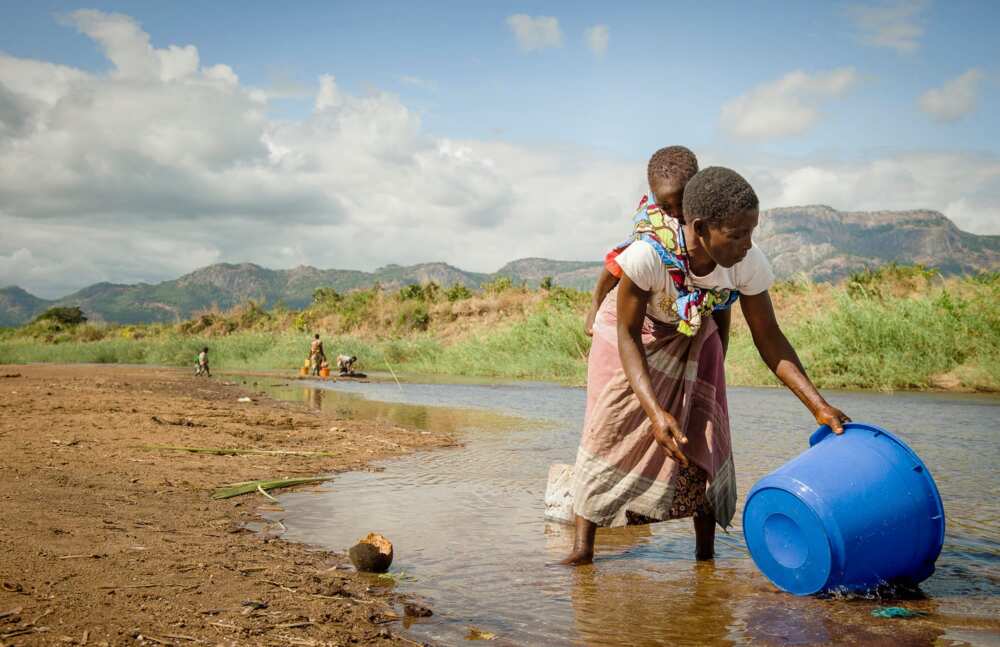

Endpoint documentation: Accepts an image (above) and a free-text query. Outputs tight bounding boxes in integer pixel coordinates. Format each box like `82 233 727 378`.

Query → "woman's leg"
693 511 716 560
559 515 598 565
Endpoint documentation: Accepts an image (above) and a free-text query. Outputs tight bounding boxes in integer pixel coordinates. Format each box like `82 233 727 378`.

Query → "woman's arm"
585 267 620 336
740 291 850 434
617 276 689 465
712 308 731 357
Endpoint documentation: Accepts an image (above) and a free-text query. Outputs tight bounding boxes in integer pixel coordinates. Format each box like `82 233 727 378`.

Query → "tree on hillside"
33 306 87 326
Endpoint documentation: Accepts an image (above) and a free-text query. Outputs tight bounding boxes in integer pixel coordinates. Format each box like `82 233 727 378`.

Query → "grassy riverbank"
1 267 997 391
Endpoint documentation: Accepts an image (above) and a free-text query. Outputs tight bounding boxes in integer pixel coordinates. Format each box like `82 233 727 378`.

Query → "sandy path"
0 365 456 646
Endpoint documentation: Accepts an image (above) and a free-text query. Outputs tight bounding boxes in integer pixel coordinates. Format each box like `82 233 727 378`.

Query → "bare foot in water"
556 549 594 566
550 515 598 566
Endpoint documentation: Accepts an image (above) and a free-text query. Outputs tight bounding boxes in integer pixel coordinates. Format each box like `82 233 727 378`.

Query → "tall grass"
2 270 997 391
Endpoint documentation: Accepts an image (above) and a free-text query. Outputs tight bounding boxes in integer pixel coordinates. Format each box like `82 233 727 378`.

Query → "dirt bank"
0 365 456 646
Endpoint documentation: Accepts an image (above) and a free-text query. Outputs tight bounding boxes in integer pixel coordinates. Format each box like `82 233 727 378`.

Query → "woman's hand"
815 403 851 435
651 409 688 466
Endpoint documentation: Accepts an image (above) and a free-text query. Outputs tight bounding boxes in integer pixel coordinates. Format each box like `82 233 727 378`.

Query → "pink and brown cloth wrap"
568 290 737 529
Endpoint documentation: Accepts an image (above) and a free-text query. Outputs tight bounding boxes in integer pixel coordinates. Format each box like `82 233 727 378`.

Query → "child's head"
202 346 209 353
647 146 699 222
314 333 320 340
681 167 759 268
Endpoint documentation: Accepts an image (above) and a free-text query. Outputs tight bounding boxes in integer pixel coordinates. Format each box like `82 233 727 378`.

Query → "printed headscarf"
606 194 739 336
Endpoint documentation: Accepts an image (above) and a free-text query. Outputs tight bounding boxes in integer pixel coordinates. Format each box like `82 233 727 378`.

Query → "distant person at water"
337 354 357 376
309 334 325 376
561 167 850 566
194 347 210 377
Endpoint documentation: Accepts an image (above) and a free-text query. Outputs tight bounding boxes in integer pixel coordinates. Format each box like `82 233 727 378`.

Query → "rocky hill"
0 286 50 327
2 206 996 326
756 206 999 281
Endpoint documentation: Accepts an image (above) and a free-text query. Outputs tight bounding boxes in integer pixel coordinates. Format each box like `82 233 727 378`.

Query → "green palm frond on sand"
212 476 331 499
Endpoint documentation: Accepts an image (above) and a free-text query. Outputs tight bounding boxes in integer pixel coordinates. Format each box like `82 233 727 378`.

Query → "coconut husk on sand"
349 532 394 572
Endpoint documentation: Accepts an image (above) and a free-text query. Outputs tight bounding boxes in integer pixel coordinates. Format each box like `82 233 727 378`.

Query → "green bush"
395 301 430 331
481 276 513 296
398 284 424 301
312 287 342 306
445 284 472 302
34 306 87 326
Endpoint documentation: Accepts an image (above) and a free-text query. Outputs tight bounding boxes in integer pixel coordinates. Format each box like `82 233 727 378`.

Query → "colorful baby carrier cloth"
605 194 740 336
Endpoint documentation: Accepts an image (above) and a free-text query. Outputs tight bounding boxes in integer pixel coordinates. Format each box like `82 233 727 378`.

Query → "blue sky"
5 1 997 155
1 1 998 296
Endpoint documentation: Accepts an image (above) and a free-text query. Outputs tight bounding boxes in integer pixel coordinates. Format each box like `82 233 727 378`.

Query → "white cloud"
742 151 1000 234
315 74 341 111
506 15 563 52
0 10 642 297
919 68 985 122
585 25 609 58
65 9 201 81
1 10 997 299
720 68 858 139
845 0 928 54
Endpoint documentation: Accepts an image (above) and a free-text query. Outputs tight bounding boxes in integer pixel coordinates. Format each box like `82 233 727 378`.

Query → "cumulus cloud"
585 25 609 58
314 74 342 111
742 151 1000 235
919 68 985 122
720 68 858 139
846 0 928 54
1 10 997 299
506 15 563 52
0 10 642 297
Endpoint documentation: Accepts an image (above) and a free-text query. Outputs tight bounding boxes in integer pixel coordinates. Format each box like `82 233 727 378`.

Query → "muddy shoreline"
0 364 457 646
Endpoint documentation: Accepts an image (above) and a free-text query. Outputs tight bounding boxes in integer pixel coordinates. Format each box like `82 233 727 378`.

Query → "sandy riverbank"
0 364 456 646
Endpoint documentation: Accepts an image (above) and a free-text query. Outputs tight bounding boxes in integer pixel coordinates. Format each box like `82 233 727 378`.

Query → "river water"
254 378 999 646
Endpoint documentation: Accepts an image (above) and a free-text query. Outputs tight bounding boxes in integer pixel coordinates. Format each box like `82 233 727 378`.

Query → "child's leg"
693 511 715 560
558 515 597 565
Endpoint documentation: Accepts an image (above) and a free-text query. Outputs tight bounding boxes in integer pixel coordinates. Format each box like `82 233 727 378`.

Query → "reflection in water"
306 386 323 410
247 378 1000 646
571 563 736 647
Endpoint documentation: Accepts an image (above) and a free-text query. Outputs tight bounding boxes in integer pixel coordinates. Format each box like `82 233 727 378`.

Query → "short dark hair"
646 146 699 190
682 167 759 225
202 346 209 352
314 333 320 339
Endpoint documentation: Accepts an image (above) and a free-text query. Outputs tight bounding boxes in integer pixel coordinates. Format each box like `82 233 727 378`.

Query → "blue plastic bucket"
742 422 945 595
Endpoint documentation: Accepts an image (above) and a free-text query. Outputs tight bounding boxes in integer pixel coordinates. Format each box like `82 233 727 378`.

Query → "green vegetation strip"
212 476 332 499
144 445 337 457
2 266 997 392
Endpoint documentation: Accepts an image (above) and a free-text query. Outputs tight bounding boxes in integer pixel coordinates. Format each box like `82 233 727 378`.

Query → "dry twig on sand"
145 445 336 458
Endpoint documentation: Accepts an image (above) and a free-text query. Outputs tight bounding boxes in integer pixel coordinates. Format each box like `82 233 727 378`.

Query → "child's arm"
711 308 731 357
740 291 850 434
585 267 620 336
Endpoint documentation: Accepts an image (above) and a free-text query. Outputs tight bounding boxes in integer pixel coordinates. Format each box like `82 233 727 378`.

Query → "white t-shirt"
615 239 774 324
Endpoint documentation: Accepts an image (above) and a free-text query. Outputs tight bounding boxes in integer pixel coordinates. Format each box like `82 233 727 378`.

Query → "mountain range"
2 206 997 326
